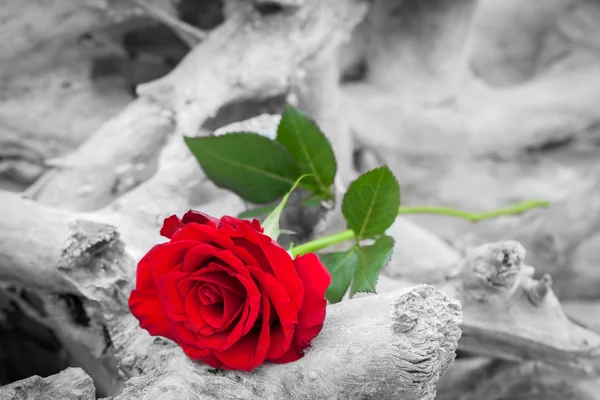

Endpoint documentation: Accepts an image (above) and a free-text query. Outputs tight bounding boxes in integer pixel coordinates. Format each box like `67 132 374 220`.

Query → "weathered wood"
436 359 599 400
24 0 367 212
108 285 461 400
292 42 356 184
377 240 600 378
337 0 600 303
0 190 461 399
0 367 96 400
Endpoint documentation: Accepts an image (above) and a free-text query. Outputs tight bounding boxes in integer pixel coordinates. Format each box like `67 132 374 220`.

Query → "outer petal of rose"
236 224 304 314
248 219 264 233
211 226 262 267
246 265 297 359
219 216 264 233
214 287 271 372
135 251 157 293
148 240 197 287
160 215 183 239
292 253 330 348
182 244 219 272
217 216 241 229
129 289 175 340
269 254 330 364
181 210 219 227
193 222 269 272
157 271 191 323
170 224 240 256
268 342 303 364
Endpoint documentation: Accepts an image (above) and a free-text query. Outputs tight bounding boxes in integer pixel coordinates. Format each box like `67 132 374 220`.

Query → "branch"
112 286 460 400
436 359 599 400
26 97 175 211
0 190 461 399
137 0 368 137
131 0 206 46
362 0 479 97
26 0 367 212
380 240 600 378
453 175 600 299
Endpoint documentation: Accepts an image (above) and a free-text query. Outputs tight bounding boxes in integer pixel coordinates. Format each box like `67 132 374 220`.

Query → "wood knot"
526 274 553 306
466 240 525 289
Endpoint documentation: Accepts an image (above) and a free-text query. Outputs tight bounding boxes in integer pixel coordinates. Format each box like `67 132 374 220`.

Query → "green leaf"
342 165 400 240
184 133 301 204
319 248 360 304
262 174 312 241
350 235 395 297
276 106 337 197
237 204 277 219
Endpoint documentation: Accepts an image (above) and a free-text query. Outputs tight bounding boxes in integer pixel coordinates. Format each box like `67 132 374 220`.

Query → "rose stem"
289 199 550 257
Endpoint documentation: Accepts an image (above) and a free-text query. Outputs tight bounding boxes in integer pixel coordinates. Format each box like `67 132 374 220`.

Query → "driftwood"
0 367 95 400
436 359 600 400
341 0 600 300
19 0 367 212
0 190 461 399
434 298 600 400
377 240 600 379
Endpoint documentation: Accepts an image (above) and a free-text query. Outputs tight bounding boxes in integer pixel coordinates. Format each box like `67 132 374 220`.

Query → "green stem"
396 199 551 222
290 199 550 257
290 229 354 257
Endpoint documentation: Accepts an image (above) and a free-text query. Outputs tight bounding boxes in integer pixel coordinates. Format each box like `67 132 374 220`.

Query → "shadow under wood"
0 286 70 386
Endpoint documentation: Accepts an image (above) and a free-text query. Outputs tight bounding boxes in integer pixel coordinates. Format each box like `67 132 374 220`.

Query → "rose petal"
231 237 274 276
268 342 303 364
235 223 304 314
191 266 245 297
219 287 245 329
219 216 264 233
183 244 219 272
200 253 261 337
292 253 330 349
129 289 174 340
246 265 297 359
173 264 261 352
170 225 245 262
213 287 271 372
183 224 256 265
134 252 157 293
157 271 191 323
217 216 241 229
181 210 219 227
248 219 264 233
148 241 197 287
160 215 183 239
269 254 330 364
184 288 213 332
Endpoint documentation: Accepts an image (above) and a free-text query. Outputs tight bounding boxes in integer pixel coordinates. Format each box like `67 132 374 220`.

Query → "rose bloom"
128 210 331 372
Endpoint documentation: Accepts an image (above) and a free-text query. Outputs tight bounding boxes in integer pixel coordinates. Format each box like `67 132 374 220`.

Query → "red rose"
128 210 331 371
